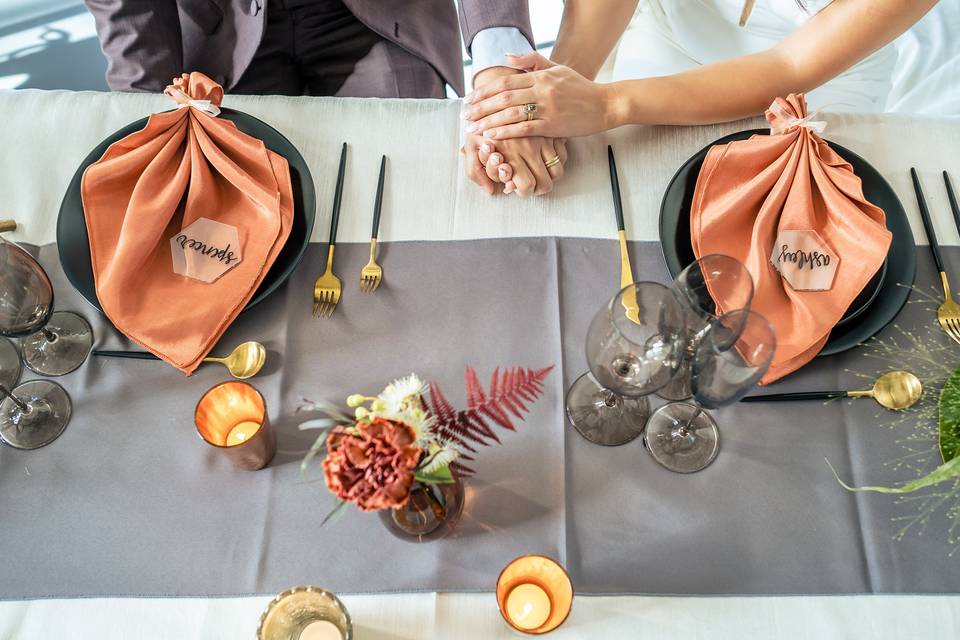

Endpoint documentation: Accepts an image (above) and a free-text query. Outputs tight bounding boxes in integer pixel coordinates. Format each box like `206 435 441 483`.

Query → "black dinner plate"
57 107 315 314
659 128 915 357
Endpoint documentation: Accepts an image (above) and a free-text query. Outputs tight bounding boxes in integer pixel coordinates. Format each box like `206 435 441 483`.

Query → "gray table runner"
1 239 957 599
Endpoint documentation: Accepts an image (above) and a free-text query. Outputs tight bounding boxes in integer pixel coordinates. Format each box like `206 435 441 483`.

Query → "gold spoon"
92 341 267 379
741 370 923 411
202 341 267 379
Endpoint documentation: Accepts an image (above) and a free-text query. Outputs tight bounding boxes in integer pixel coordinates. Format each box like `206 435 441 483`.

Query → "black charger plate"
659 128 915 356
57 107 315 314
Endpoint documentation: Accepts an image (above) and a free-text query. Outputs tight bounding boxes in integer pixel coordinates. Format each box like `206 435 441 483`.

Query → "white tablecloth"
0 89 959 639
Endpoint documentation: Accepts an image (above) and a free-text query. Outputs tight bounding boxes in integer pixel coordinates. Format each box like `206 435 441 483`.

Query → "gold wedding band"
522 103 538 121
544 154 561 169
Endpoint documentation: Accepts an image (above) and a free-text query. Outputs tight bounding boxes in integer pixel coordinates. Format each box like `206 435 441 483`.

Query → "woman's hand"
462 52 624 141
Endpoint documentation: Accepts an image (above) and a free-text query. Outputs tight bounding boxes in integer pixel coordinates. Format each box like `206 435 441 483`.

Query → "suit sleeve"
84 0 183 92
457 0 534 57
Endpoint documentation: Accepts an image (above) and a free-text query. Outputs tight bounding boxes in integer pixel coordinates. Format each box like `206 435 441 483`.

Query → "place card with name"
170 217 242 283
770 229 839 291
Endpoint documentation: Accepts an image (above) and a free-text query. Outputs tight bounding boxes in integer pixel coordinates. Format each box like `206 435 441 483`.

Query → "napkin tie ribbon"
767 98 826 136
165 87 221 117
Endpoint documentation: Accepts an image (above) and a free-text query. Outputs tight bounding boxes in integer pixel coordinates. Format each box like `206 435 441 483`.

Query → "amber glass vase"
379 476 465 542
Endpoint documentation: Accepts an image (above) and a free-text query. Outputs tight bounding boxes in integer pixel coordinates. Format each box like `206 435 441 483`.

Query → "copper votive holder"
496 555 573 635
257 586 353 640
195 381 275 470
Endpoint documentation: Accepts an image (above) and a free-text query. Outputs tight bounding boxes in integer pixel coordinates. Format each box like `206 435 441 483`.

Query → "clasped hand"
461 52 616 196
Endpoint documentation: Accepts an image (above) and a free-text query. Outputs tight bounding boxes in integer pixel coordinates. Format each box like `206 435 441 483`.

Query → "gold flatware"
0 220 16 233
741 370 923 411
360 155 385 293
911 168 960 345
607 146 639 324
203 341 267 379
92 341 267 379
314 142 347 318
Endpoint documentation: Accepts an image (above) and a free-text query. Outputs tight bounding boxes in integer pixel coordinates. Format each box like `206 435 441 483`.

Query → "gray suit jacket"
84 0 532 96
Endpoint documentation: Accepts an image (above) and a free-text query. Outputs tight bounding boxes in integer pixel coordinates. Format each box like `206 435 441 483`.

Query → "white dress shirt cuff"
469 27 534 83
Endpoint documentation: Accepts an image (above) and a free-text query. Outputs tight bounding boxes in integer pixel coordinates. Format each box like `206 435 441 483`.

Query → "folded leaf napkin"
690 94 891 384
81 72 293 374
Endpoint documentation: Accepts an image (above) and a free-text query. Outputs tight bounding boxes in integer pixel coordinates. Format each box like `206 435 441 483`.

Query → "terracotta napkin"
81 72 293 374
690 94 891 384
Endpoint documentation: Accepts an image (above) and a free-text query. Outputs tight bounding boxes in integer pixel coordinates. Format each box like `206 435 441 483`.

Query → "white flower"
419 441 461 474
379 373 425 413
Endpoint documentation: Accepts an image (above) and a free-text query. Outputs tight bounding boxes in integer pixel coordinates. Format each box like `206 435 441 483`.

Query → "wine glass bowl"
658 253 755 401
691 310 777 409
567 282 687 446
0 238 53 337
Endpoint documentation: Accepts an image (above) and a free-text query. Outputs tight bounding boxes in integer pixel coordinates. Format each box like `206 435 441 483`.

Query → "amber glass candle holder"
496 555 573 634
195 381 275 470
257 586 352 640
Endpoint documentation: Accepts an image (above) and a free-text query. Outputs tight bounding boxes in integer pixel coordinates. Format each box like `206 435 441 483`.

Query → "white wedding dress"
611 0 959 115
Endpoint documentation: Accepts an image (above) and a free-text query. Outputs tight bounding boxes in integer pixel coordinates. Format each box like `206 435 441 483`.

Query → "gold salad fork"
911 167 960 344
360 155 386 293
313 142 347 318
607 146 640 323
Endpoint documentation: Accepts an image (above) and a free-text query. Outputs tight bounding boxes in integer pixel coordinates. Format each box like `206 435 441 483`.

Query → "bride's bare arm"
622 0 938 125
463 0 938 138
550 0 639 80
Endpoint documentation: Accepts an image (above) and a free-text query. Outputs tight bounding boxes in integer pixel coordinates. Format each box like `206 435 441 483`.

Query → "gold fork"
911 168 960 344
0 220 16 233
608 146 640 323
313 143 347 319
361 155 386 293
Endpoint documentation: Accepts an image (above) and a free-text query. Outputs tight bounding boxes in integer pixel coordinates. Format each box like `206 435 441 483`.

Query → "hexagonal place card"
170 217 242 284
770 229 839 291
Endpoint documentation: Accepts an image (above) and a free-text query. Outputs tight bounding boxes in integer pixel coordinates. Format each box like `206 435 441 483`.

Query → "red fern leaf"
465 366 486 409
428 365 554 478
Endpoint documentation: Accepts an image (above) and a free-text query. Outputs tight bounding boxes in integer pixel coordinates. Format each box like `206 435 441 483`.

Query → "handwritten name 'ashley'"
777 244 831 270
175 234 240 266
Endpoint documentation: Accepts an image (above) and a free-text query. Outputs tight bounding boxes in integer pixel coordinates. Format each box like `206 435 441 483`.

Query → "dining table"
0 87 959 639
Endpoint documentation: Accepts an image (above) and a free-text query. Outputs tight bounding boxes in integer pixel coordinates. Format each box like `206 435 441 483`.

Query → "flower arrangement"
300 366 553 523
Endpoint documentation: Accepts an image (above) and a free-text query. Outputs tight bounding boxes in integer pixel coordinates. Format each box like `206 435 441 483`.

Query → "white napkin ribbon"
768 99 826 136
167 87 221 117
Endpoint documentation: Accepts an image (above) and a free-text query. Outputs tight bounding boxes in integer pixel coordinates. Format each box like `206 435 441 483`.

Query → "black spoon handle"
911 167 945 274
608 145 625 232
740 391 848 402
93 350 160 360
329 142 348 246
371 155 386 239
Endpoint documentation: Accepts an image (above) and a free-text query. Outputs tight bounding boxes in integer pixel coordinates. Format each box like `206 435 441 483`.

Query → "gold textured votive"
195 381 275 470
257 586 352 640
496 555 573 634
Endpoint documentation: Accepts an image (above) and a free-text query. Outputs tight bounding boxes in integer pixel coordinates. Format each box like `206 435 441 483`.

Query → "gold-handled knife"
607 145 640 324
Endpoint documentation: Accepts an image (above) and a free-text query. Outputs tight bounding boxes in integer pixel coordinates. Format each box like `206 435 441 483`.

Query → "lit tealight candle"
226 420 261 446
505 582 552 631
298 620 343 640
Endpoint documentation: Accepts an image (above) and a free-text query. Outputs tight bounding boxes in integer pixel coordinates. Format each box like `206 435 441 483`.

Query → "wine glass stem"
43 328 58 343
602 389 618 408
0 383 29 413
676 407 702 438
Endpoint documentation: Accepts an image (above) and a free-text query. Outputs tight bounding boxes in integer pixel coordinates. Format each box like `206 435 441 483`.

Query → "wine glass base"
644 402 719 473
0 337 22 390
21 311 93 377
565 372 650 446
0 379 72 450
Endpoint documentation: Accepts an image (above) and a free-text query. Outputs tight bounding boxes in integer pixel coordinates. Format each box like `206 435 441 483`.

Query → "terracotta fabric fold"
690 94 891 384
81 72 293 374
